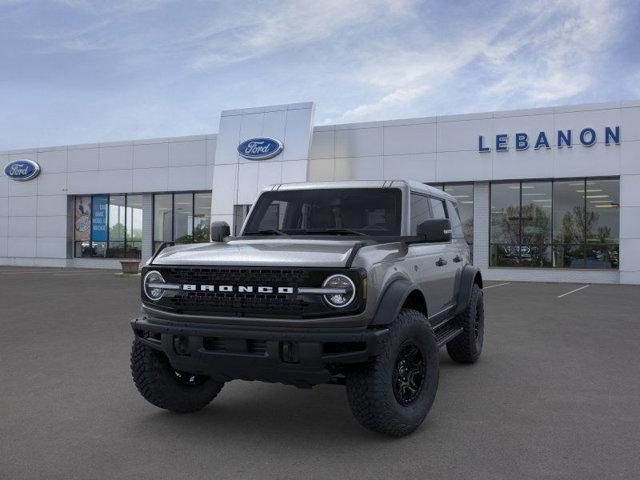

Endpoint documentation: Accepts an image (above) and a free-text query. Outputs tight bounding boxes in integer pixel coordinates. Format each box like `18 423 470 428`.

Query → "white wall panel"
99 144 133 170
257 161 282 191
37 173 67 195
36 237 67 258
383 123 436 155
620 140 640 175
132 167 169 192
620 174 640 206
97 169 133 193
37 195 67 217
8 217 36 237
167 166 208 191
37 149 67 173
169 140 206 167
554 108 622 144
309 130 334 160
282 106 315 162
67 171 102 195
7 237 36 257
335 156 383 181
211 164 237 215
620 107 640 142
8 196 37 216
491 145 554 180
37 215 67 237
308 159 335 182
262 110 286 143
214 114 242 165
438 118 494 152
281 160 308 183
553 142 620 178
68 147 99 172
437 151 492 182
134 142 169 169
237 162 259 204
383 153 436 182
334 127 382 158
8 178 37 196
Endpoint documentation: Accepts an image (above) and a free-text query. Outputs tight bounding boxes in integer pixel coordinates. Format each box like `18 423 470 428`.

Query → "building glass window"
108 194 126 258
126 194 143 258
173 193 193 243
442 183 474 259
491 178 619 269
490 182 521 266
152 191 212 251
194 192 212 242
153 194 172 252
73 193 142 259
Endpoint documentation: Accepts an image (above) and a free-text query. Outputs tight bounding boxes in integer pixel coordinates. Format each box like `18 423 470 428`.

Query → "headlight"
322 274 356 308
143 270 166 301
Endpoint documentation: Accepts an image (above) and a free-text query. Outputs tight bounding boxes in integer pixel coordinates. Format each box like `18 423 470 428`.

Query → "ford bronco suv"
131 180 484 436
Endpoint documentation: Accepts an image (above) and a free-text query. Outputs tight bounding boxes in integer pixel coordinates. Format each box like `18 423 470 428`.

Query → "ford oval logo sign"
237 137 283 160
4 159 41 181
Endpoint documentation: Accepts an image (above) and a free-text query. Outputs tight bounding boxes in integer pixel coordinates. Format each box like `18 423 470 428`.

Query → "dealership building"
1 100 639 284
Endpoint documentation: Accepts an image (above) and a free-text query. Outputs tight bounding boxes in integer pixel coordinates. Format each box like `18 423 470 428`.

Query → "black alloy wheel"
392 341 426 406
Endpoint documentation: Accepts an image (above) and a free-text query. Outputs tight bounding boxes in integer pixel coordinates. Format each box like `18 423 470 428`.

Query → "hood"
150 238 362 267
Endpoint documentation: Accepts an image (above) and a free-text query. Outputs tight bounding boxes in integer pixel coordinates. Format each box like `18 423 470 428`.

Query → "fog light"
322 274 356 308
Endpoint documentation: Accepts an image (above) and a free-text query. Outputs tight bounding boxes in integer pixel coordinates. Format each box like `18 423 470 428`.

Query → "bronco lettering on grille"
181 284 295 294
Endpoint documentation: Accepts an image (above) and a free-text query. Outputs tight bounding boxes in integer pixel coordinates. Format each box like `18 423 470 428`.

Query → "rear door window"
410 193 432 234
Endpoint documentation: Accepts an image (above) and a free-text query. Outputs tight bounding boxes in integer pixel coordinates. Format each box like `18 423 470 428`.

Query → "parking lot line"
557 284 590 298
483 282 511 290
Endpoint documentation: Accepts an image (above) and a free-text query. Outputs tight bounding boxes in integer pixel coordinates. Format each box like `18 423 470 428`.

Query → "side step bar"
434 325 463 348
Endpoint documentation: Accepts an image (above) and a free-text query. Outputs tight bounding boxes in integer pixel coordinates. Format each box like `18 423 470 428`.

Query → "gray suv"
131 180 484 436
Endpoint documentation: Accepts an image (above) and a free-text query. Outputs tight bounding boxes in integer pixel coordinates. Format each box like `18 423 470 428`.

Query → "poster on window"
91 195 108 242
74 196 91 241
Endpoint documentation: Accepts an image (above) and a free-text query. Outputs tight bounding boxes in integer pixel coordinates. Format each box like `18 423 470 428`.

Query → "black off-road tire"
131 339 224 413
446 283 484 364
345 309 439 437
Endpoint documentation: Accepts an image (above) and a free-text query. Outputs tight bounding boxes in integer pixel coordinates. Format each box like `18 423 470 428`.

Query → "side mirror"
210 221 230 242
417 219 452 243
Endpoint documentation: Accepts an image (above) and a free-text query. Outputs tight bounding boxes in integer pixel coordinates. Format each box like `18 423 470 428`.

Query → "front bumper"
131 316 389 387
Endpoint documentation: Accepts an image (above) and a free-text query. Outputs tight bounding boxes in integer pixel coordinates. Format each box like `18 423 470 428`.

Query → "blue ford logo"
4 159 41 181
237 137 283 160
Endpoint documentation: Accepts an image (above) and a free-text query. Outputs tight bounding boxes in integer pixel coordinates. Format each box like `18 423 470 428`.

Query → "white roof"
264 179 455 202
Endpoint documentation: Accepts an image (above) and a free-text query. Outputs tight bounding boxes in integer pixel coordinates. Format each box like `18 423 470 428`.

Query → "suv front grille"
145 266 364 319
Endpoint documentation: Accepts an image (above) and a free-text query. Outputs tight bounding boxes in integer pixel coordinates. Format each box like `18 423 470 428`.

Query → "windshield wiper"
302 228 367 236
244 229 289 236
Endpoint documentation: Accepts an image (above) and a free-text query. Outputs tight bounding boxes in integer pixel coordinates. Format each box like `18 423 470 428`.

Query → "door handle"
453 255 462 263
436 258 447 267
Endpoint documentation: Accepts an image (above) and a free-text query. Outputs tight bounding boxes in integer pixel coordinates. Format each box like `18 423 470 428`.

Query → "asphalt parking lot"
1 268 639 480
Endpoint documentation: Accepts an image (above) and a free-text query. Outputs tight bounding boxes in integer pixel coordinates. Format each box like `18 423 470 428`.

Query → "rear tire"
447 283 484 363
345 309 439 436
131 339 224 413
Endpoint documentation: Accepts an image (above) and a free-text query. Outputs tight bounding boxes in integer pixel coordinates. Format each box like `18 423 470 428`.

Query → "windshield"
243 188 402 236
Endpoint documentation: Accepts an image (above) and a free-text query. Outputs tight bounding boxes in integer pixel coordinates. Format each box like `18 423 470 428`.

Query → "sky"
1 0 639 150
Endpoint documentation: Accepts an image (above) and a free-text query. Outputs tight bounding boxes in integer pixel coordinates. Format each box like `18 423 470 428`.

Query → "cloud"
334 0 627 122
191 0 415 70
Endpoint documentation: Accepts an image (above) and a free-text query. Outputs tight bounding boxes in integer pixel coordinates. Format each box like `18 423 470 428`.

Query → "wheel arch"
455 265 482 315
370 278 428 326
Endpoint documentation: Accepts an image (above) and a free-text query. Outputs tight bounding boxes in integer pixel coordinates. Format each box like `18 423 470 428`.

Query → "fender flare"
455 265 483 315
370 278 423 326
